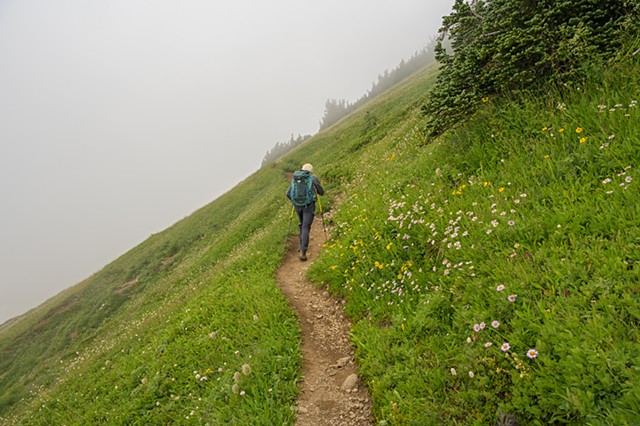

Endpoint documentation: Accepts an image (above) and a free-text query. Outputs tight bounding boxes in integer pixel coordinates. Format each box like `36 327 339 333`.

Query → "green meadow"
2 19 640 426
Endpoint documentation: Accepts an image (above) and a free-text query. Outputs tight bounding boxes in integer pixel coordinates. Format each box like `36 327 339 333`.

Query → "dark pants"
295 203 315 253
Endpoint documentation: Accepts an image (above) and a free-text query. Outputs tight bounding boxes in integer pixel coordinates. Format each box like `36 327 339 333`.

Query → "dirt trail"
276 217 373 425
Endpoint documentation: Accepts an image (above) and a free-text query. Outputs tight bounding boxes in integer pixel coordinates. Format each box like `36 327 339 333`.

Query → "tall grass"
0 168 305 424
2 49 638 424
309 55 640 424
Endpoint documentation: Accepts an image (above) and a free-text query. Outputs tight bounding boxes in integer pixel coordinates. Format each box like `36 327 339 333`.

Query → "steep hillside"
0 63 441 424
309 53 640 423
2 29 639 425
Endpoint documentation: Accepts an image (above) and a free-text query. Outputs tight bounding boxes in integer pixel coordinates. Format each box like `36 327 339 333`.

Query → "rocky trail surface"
276 219 373 425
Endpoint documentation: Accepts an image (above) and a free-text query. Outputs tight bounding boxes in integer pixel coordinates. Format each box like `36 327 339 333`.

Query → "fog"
0 0 452 324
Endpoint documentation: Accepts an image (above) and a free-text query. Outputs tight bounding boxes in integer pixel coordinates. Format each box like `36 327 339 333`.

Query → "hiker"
286 163 325 261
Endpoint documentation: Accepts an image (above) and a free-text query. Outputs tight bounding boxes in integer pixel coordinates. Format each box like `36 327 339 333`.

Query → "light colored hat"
302 163 313 172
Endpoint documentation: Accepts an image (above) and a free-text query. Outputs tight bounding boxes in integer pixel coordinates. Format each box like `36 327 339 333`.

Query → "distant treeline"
261 134 312 167
261 38 440 167
319 40 438 131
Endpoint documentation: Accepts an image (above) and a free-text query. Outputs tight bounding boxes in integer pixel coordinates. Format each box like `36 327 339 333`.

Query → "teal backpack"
289 170 314 207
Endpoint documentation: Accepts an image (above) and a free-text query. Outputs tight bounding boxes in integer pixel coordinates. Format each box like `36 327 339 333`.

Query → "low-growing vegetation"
310 54 640 423
2 2 639 423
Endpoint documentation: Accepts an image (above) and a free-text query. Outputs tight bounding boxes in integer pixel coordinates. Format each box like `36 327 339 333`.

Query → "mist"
0 0 453 324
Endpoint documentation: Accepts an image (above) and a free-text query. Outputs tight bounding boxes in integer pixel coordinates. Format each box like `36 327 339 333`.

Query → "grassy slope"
309 53 640 424
1 48 639 424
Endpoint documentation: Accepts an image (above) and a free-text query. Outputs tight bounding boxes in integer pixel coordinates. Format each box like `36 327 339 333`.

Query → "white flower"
450 368 457 376
469 371 475 378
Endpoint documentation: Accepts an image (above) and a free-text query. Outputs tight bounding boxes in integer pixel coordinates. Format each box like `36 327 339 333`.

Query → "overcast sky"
0 0 452 324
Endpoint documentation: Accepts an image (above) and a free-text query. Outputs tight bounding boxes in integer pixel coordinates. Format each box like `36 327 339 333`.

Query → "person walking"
286 163 325 261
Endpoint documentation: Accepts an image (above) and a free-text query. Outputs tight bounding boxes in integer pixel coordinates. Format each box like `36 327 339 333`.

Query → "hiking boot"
299 251 307 261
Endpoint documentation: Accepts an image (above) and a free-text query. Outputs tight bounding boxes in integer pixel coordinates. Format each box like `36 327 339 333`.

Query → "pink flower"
508 294 517 302
496 285 505 292
491 320 500 328
484 342 493 348
527 349 538 359
479 322 486 330
473 323 481 332
501 342 511 352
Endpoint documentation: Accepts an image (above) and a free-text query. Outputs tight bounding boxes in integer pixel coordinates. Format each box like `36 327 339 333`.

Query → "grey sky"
0 0 452 323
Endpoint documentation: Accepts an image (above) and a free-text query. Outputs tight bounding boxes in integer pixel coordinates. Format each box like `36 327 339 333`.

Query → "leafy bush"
423 0 640 136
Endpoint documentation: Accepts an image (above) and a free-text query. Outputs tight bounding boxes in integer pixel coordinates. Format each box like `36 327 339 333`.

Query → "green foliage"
310 52 640 423
424 0 640 136
2 16 640 424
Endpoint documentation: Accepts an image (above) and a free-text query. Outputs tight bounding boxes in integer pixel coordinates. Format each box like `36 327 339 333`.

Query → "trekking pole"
285 205 294 250
317 196 328 241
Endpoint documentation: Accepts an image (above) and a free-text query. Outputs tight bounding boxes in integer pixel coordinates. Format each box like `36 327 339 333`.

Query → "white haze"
0 0 453 323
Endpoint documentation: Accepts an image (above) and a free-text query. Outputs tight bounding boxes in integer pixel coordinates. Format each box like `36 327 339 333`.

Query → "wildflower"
603 178 612 184
575 127 583 133
486 229 493 235
579 137 588 144
209 331 217 339
484 342 493 348
492 320 500 328
625 176 633 183
508 220 515 226
608 134 616 140
526 349 539 359
508 294 517 302
242 364 252 376
240 391 246 396
469 371 475 378
558 128 565 133
479 322 486 330
501 343 511 352
496 284 505 292
450 367 457 376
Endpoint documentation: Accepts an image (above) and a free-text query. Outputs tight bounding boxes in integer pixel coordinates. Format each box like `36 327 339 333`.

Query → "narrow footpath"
276 218 373 425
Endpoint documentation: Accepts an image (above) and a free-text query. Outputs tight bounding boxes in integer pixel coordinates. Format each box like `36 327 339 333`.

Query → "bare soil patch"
276 218 372 425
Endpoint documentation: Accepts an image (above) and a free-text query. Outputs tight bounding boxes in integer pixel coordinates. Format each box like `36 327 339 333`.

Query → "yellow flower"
544 155 551 159
499 187 505 192
542 127 548 131
579 137 588 144
575 127 583 133
481 97 489 103
558 128 565 133
386 242 392 250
